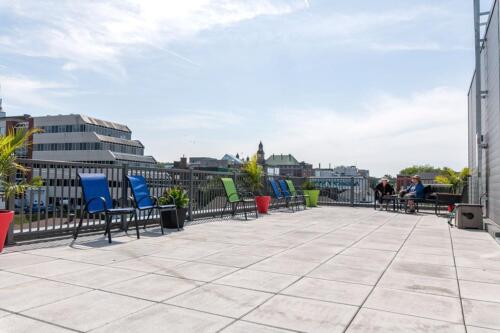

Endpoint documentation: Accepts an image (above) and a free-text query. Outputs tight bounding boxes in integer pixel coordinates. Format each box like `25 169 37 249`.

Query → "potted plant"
242 155 270 214
158 186 189 229
0 128 42 252
302 180 320 207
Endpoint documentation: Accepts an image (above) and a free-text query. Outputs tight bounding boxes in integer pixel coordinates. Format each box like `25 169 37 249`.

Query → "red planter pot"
255 196 271 214
0 210 14 253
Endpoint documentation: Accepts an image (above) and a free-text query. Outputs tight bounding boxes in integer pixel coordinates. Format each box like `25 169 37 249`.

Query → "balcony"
1 206 499 332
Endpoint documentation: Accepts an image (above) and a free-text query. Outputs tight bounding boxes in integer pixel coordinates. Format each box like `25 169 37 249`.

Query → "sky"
0 0 484 176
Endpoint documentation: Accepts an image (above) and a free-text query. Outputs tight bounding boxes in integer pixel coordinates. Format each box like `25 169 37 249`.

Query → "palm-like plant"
158 187 189 209
242 154 263 195
0 128 42 199
435 167 470 193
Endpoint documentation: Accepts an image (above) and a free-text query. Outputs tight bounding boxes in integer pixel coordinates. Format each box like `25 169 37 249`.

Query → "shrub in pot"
242 155 270 214
0 129 42 252
158 187 189 229
302 180 320 207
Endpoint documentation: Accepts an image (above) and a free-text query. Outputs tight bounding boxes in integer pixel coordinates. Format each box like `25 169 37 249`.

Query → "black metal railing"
310 177 374 206
6 159 375 242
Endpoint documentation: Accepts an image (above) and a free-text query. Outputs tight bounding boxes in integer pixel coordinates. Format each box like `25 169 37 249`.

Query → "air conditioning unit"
454 204 483 229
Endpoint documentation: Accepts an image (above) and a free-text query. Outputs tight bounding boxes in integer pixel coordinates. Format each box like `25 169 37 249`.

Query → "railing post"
121 163 129 229
350 177 355 207
188 168 193 221
5 172 16 245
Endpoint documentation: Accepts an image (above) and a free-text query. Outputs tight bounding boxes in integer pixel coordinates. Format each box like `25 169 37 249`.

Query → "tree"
383 174 395 182
399 165 442 176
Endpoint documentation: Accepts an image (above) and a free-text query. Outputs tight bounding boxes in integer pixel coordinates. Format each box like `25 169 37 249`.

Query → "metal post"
121 163 128 229
350 177 355 207
188 168 193 221
473 0 483 204
5 172 16 245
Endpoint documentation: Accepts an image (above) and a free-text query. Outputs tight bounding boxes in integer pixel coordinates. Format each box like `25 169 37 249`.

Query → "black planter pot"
160 208 187 229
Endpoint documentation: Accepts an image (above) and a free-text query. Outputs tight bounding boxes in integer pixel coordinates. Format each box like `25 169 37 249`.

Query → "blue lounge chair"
74 173 139 243
279 179 301 211
127 175 179 232
269 178 289 210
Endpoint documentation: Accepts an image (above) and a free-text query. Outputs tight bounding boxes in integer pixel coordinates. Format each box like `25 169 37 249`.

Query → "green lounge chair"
285 180 308 210
220 177 258 220
277 179 299 211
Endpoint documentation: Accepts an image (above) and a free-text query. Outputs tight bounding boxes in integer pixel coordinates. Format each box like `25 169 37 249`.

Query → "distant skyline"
0 1 484 176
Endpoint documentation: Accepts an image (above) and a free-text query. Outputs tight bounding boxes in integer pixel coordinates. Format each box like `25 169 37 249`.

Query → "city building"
0 112 34 158
314 166 370 178
221 154 244 168
357 169 370 178
266 153 313 177
189 157 229 171
1 113 157 167
332 165 358 177
314 168 335 178
172 154 244 171
173 157 189 169
468 0 500 225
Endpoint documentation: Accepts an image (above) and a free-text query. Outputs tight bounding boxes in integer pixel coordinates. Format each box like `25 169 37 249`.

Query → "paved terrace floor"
1 207 500 332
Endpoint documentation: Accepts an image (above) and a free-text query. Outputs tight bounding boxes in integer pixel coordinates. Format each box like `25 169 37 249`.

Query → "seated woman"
375 177 395 210
400 175 424 213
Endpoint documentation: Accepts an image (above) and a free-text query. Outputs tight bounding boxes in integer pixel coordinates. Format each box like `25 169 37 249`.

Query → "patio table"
375 194 398 211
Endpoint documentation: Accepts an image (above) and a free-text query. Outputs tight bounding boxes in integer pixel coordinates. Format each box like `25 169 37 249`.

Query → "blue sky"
0 0 482 176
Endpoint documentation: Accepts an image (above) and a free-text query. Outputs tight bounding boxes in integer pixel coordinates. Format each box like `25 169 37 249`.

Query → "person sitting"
399 175 424 213
375 177 395 210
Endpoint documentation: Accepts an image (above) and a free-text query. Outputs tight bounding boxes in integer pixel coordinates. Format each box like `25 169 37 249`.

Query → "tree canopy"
399 165 442 176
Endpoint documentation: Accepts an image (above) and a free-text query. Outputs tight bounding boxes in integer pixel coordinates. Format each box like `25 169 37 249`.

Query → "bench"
399 184 464 215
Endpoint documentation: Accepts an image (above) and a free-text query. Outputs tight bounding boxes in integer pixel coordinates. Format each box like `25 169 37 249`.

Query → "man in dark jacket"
375 177 395 210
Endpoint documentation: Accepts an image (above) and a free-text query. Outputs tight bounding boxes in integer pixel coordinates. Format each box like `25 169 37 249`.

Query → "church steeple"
257 141 265 165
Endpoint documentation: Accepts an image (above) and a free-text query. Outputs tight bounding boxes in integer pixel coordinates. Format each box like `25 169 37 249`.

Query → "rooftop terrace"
1 206 500 332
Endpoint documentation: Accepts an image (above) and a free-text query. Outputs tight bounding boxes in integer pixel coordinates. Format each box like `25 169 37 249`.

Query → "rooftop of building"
33 114 131 133
2 206 497 332
221 154 244 165
266 153 300 166
95 134 143 147
111 151 156 164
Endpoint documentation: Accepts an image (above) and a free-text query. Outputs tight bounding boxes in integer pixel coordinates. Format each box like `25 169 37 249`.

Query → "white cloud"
0 0 306 77
135 87 468 176
0 75 71 110
264 87 467 176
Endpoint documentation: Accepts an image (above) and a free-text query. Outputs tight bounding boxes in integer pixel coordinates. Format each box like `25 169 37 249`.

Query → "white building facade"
469 0 500 224
31 114 156 167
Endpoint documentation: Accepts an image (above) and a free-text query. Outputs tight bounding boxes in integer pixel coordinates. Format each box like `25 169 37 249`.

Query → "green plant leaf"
159 186 189 208
242 154 263 195
0 128 43 199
